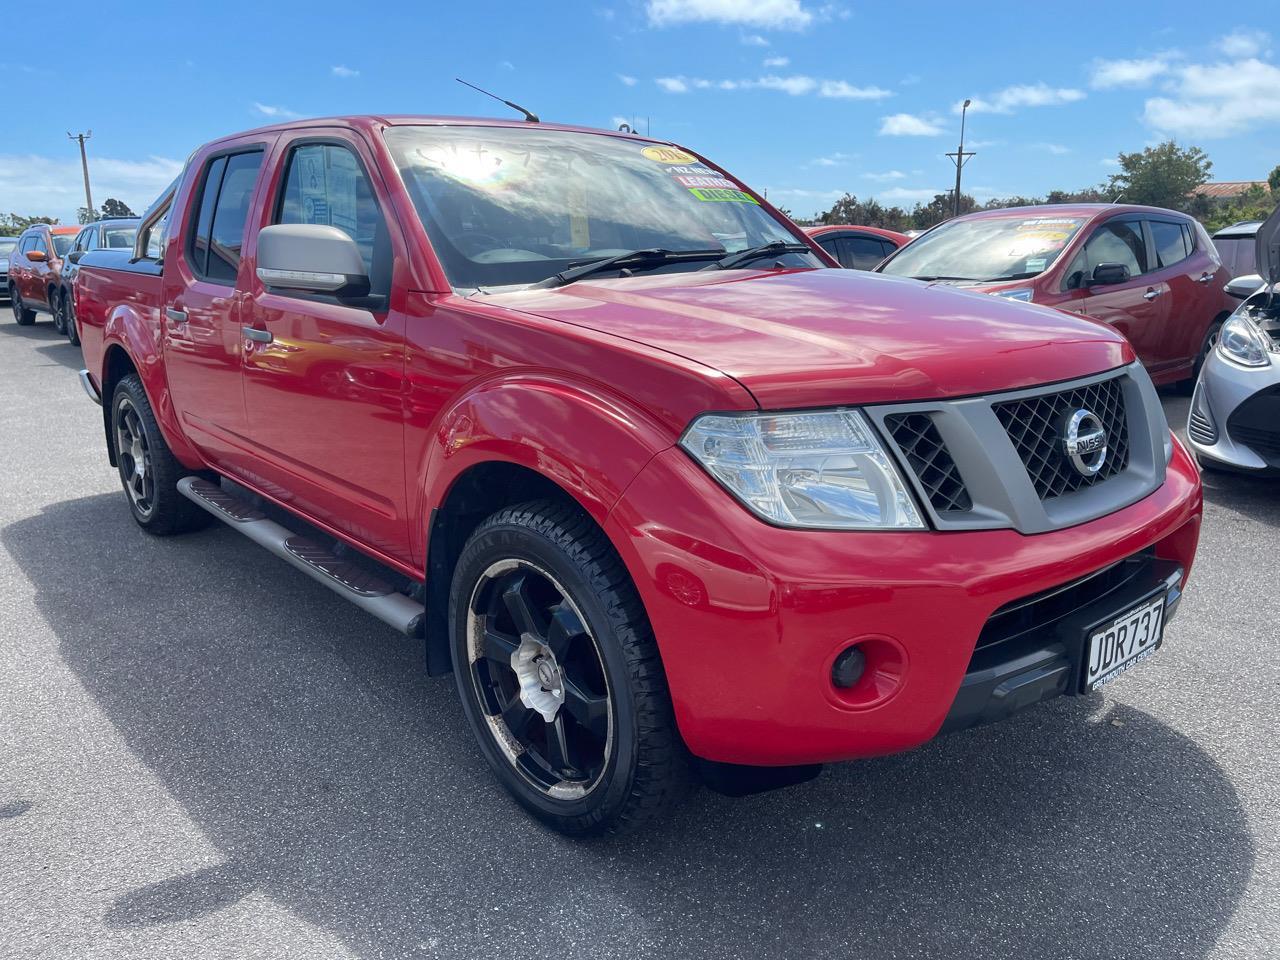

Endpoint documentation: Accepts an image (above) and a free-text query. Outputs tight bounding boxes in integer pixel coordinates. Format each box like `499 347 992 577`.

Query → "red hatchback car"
805 224 908 270
878 205 1234 385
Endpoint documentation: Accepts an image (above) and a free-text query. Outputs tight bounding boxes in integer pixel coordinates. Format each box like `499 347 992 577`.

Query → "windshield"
102 226 138 249
881 215 1086 282
384 125 811 289
52 235 75 257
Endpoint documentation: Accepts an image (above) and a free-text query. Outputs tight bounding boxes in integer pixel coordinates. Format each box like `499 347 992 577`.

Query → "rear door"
162 141 271 471
1146 217 1219 373
1079 216 1171 375
239 131 411 560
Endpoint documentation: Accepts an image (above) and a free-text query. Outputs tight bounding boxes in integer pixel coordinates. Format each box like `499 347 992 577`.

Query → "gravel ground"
1 318 1276 960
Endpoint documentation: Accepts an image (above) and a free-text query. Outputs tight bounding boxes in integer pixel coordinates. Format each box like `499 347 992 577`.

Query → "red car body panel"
879 204 1233 386
805 224 911 246
74 117 1203 768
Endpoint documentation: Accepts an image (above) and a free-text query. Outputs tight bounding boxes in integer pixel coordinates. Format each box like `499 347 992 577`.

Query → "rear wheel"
449 500 688 836
10 287 35 325
111 374 211 535
62 290 80 346
51 289 66 334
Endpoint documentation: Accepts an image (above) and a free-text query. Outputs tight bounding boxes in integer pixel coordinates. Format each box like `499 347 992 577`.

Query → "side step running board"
177 477 425 637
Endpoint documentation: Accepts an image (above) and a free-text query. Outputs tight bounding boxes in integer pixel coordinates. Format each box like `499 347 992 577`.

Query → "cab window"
187 149 264 284
1150 220 1191 269
1084 220 1147 278
274 142 392 298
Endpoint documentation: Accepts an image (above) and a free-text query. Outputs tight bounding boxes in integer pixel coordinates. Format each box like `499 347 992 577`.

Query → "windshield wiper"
530 248 723 289
979 271 1039 283
702 240 813 271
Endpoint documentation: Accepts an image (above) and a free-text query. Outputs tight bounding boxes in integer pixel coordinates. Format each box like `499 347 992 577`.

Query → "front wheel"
111 374 211 535
1193 321 1223 380
51 290 66 334
62 291 80 346
11 287 35 325
449 500 688 836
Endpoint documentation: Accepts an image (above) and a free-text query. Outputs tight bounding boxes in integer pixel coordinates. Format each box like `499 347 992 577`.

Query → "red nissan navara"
74 116 1202 835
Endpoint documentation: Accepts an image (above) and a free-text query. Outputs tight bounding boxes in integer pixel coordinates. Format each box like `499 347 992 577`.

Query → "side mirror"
1090 262 1130 286
68 250 84 264
256 224 369 297
27 250 47 263
1225 274 1265 300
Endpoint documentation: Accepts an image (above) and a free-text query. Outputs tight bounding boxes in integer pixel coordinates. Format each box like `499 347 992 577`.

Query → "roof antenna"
455 78 539 123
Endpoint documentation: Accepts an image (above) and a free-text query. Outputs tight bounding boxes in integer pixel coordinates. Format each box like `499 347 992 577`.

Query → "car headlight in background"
680 409 925 529
1218 315 1271 368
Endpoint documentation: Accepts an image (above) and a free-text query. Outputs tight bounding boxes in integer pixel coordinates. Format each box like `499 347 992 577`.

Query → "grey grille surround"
864 362 1170 535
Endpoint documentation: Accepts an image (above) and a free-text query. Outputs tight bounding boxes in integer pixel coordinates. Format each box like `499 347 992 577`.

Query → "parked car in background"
55 218 139 344
75 116 1201 835
1188 204 1280 473
878 204 1234 384
0 236 16 302
1211 220 1261 282
6 224 80 326
804 224 909 270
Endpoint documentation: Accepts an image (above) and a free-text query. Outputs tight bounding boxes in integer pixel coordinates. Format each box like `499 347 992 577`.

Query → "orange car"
7 223 80 326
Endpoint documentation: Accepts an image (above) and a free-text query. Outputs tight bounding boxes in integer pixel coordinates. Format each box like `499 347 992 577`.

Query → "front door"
240 132 410 563
162 145 270 472
1079 216 1170 374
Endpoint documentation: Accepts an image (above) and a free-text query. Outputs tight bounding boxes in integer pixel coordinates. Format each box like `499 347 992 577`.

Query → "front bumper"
1188 349 1280 472
605 436 1202 766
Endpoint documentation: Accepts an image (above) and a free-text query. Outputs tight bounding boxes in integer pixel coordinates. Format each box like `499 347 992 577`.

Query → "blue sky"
3 0 1278 223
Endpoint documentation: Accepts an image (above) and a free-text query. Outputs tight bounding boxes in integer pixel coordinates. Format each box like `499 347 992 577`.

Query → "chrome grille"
885 412 972 513
993 376 1129 500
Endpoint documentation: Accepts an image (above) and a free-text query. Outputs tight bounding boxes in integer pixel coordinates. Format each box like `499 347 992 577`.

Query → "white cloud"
741 33 770 46
655 73 889 99
863 170 907 181
810 151 857 167
618 73 638 86
656 76 689 93
1089 56 1170 89
1101 156 1121 167
961 84 1085 114
646 0 813 30
1215 29 1269 58
818 79 892 100
763 56 789 67
331 64 359 78
499 60 515 71
880 186 944 202
0 153 183 223
878 113 945 136
252 102 302 119
1031 142 1071 155
1143 57 1280 137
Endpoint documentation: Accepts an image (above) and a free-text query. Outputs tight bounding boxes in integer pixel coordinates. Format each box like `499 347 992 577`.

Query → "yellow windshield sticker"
642 145 697 164
688 187 759 204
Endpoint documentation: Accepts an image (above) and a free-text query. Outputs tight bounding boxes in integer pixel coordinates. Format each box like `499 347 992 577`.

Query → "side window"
18 236 34 254
32 233 50 256
187 150 264 285
1150 220 1190 269
275 142 391 297
1085 220 1146 278
838 235 890 270
817 237 841 264
1061 246 1089 290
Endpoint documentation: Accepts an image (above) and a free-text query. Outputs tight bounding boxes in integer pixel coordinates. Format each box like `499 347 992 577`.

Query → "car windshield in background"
52 236 75 256
881 215 1086 283
0 238 16 254
383 125 811 289
102 226 138 249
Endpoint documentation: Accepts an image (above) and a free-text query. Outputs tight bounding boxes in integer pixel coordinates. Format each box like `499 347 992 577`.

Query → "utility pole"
68 130 95 219
945 100 975 219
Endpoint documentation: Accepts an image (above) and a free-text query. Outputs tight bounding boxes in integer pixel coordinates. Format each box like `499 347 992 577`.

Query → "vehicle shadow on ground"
0 320 82 370
3 494 1255 960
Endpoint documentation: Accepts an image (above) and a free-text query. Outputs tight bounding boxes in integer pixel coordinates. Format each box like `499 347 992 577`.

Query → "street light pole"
945 100 975 219
68 130 94 219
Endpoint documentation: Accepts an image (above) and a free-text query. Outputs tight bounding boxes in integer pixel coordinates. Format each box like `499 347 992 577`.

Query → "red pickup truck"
75 116 1203 836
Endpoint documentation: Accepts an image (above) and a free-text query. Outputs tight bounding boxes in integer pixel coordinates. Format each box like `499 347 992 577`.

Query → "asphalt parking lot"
1 318 1276 960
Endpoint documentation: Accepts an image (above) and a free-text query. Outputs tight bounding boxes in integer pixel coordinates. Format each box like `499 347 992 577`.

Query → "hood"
1257 201 1280 288
486 268 1132 409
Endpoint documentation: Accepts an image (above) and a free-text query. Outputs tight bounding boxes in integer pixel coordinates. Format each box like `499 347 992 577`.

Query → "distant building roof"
1192 181 1269 199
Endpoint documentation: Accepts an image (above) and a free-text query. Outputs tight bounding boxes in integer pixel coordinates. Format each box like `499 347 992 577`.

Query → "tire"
110 373 211 535
449 500 688 836
1193 320 1223 380
10 287 35 325
51 288 66 334
62 290 80 346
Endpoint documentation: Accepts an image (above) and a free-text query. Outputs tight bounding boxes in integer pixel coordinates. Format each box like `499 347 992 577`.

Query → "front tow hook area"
78 369 102 405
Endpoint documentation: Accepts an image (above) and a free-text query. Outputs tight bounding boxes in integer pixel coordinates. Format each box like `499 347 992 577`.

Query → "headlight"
993 287 1033 302
679 409 925 529
1218 315 1271 367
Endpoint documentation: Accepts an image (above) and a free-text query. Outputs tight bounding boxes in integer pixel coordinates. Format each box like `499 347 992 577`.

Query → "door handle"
242 326 273 344
165 308 188 324
1143 288 1160 301
1196 272 1215 284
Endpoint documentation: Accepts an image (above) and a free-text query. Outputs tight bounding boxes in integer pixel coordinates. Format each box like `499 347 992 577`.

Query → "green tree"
100 197 136 219
77 206 98 224
1106 141 1212 212
0 213 58 236
909 192 976 230
1201 184 1278 232
1268 164 1280 196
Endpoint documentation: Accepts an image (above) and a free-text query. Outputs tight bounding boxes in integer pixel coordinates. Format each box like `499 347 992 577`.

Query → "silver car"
1188 203 1280 473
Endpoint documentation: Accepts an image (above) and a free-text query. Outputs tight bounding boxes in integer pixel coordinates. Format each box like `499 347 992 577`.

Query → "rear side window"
1150 220 1190 269
1084 220 1146 278
187 150 264 284
275 142 391 297
837 234 892 270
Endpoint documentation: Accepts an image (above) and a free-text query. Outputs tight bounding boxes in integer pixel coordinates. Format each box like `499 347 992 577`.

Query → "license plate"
1084 592 1166 691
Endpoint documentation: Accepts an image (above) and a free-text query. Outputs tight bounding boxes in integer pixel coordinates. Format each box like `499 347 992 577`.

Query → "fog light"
831 645 866 689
